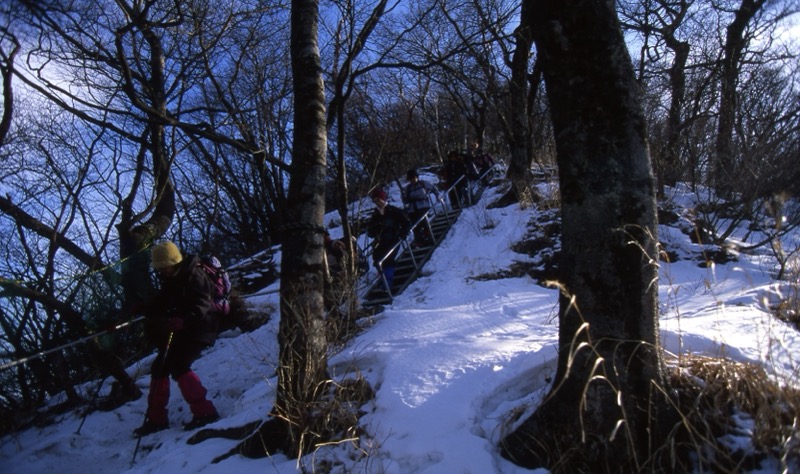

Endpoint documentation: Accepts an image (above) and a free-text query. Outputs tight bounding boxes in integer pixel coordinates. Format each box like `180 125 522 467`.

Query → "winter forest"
1 0 800 472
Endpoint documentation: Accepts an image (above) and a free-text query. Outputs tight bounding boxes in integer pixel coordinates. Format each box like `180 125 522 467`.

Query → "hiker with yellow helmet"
132 241 220 437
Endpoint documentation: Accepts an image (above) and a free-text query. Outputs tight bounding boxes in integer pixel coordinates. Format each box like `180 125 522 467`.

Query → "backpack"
199 255 232 316
404 181 431 212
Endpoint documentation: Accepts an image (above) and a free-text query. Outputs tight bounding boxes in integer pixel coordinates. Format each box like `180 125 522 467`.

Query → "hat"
370 188 388 201
151 241 183 270
406 169 418 180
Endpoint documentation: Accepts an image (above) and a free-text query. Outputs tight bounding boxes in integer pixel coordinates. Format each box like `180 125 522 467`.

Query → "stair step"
362 204 464 307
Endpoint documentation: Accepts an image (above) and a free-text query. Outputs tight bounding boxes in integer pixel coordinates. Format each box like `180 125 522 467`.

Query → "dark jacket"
367 205 410 265
440 155 469 186
146 255 217 346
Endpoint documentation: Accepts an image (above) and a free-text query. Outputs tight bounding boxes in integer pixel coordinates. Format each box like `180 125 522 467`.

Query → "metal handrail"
370 177 466 296
408 209 437 244
367 163 500 299
440 174 468 213
377 237 410 298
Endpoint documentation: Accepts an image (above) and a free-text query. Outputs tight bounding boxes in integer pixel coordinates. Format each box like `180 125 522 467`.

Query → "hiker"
323 232 347 313
470 140 495 182
132 241 220 436
403 168 439 247
366 188 410 291
324 231 367 280
439 150 470 209
324 232 348 281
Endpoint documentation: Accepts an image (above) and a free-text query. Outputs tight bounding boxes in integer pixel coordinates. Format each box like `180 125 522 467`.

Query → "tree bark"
503 1 538 207
0 33 19 147
500 1 674 471
235 0 330 459
660 36 689 191
713 0 768 193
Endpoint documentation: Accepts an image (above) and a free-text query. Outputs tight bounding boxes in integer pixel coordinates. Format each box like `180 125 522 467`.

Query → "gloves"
167 316 184 332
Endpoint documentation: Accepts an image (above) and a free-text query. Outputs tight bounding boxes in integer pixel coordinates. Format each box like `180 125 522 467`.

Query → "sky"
1 173 799 473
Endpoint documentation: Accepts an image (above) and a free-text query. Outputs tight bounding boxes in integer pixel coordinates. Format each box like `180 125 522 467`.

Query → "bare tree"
0 106 144 412
620 0 694 193
176 3 295 255
500 1 675 471
1 0 300 411
501 0 540 206
276 0 329 453
229 0 330 459
0 26 18 147
714 0 768 192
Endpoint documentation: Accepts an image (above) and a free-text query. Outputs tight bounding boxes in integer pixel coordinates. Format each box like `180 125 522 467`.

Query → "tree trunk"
236 0 330 459
500 1 675 471
660 36 690 192
0 33 19 147
116 9 178 307
325 0 387 324
503 1 537 207
713 0 767 193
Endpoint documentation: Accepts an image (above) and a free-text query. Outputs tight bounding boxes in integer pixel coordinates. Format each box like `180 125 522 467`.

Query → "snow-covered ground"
2 180 799 473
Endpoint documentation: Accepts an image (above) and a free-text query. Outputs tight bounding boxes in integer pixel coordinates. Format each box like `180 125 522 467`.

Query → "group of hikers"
132 144 494 438
358 143 496 292
440 142 496 209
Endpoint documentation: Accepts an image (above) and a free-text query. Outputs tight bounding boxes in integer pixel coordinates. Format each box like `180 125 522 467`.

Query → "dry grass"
668 354 800 472
770 285 800 331
498 353 800 473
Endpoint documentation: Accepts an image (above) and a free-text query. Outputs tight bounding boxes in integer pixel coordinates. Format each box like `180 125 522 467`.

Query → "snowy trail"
3 184 800 473
329 275 559 473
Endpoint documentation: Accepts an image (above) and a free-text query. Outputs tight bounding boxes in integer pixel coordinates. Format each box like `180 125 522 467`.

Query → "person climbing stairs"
362 167 496 307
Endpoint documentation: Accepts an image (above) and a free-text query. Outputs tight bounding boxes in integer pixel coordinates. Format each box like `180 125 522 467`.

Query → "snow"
2 181 799 473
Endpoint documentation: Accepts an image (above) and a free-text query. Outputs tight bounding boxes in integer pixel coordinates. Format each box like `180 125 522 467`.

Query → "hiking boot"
133 420 168 437
183 412 220 431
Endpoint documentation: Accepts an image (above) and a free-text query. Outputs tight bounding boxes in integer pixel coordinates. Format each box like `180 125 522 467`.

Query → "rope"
0 316 146 372
0 247 151 290
0 244 158 371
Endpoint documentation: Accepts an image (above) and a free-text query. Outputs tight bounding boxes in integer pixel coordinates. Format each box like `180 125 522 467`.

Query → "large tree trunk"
234 0 330 459
500 1 675 471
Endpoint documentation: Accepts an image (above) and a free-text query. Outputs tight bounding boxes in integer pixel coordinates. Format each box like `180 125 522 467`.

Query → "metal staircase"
361 170 495 307
361 206 461 306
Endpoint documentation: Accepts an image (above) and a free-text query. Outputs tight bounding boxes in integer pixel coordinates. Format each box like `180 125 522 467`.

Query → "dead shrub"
771 285 800 331
668 354 800 472
499 353 800 473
